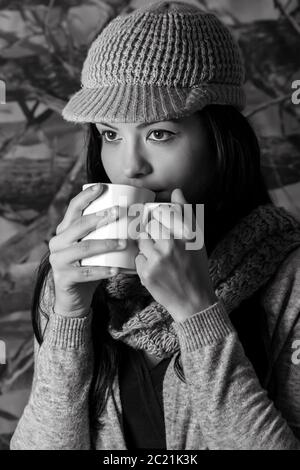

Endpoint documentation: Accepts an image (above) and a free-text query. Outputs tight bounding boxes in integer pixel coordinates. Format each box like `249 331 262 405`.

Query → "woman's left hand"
135 188 218 323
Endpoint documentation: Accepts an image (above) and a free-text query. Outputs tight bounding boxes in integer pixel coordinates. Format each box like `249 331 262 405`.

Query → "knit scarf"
101 204 300 359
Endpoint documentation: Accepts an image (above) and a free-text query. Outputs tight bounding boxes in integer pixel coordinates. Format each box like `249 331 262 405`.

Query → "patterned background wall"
0 0 299 449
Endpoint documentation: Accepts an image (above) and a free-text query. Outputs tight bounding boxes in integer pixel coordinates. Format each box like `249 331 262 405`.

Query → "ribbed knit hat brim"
62 82 246 124
62 1 247 123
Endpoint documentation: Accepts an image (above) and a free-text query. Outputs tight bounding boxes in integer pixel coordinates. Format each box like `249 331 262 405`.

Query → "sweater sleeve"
172 300 300 450
270 314 300 440
10 274 94 450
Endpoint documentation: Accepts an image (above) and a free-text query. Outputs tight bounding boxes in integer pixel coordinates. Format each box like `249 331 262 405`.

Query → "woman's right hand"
48 183 126 318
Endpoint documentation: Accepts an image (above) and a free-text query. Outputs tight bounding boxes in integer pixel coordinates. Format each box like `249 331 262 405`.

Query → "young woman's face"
95 112 215 203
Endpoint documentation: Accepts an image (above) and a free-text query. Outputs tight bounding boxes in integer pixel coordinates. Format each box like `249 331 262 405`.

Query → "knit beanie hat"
62 1 246 124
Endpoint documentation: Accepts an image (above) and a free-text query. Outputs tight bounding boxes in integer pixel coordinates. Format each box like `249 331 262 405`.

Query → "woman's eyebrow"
96 119 180 130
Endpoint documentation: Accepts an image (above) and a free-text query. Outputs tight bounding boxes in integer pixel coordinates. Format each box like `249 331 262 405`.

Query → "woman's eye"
100 131 118 142
148 130 174 141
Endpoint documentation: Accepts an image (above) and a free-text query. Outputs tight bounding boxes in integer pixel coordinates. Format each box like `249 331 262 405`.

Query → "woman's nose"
123 151 151 178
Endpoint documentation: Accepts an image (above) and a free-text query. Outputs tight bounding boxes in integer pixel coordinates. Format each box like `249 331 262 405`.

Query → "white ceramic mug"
80 183 155 274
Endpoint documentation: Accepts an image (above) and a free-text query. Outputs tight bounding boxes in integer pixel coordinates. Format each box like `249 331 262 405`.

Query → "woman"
10 1 300 450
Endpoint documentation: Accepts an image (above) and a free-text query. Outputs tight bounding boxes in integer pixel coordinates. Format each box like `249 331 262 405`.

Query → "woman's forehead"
95 114 201 130
95 119 180 129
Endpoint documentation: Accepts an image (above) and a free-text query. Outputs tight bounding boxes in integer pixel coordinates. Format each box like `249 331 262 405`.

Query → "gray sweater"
10 247 300 450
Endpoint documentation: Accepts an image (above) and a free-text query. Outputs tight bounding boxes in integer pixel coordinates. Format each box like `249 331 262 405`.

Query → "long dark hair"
31 105 273 433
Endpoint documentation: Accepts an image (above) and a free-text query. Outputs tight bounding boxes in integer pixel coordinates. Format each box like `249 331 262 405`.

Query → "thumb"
170 187 188 207
171 188 198 240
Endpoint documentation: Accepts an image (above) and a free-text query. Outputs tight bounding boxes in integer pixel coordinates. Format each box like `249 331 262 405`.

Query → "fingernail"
118 239 127 248
96 208 108 218
110 267 119 275
110 206 119 218
92 183 101 191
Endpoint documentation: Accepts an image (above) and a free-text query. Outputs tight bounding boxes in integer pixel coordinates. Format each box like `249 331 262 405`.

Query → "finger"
137 232 158 259
170 187 188 206
135 252 147 282
143 219 176 256
58 265 120 284
50 205 119 252
56 183 104 234
49 238 127 267
145 219 179 255
171 188 203 242
144 217 171 241
171 188 193 226
151 204 194 240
